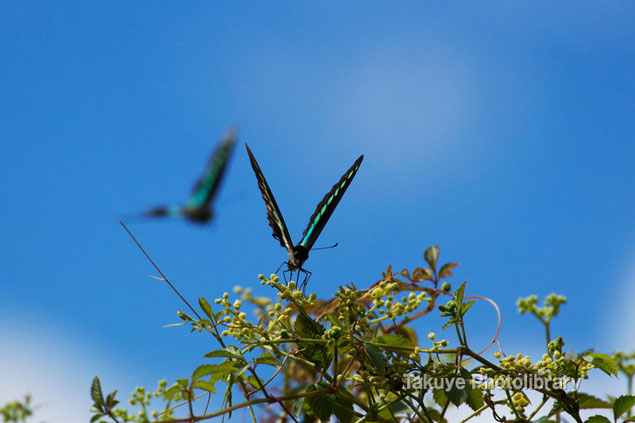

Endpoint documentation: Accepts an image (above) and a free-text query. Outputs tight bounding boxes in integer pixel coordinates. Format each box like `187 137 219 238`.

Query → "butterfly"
141 129 236 224
245 144 363 288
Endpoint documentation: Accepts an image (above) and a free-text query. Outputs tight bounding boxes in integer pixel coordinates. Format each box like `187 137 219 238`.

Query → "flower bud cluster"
367 283 428 320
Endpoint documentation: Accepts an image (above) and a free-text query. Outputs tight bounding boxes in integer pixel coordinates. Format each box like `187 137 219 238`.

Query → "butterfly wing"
186 129 237 209
245 144 295 255
299 155 363 251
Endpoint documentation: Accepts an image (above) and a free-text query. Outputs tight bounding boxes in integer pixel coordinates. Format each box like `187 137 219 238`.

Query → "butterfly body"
138 129 236 224
287 245 309 271
246 144 363 288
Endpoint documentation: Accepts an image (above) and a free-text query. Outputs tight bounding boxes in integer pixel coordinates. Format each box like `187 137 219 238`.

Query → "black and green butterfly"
141 129 236 224
245 144 363 287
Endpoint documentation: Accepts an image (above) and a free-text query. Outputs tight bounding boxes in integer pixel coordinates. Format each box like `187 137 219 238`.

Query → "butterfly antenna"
311 242 339 251
119 220 201 319
119 213 153 222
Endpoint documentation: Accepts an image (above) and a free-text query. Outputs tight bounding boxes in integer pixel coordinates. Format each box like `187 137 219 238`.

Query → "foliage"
0 395 32 423
83 245 633 422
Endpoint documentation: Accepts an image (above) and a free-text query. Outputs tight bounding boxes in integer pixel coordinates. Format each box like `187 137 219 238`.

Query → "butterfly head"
288 245 309 270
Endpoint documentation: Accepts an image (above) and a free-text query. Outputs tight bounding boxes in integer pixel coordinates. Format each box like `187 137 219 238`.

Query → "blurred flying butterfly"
138 129 236 224
245 144 363 289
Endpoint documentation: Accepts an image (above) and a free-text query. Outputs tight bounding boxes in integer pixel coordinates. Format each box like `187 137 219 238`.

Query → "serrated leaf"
371 334 412 348
424 245 440 271
199 297 215 321
192 364 216 381
90 376 104 406
412 267 433 281
294 309 325 338
205 346 244 360
364 342 386 372
426 407 448 423
584 416 611 423
394 325 418 347
246 375 263 390
466 388 484 411
255 352 280 366
439 262 459 278
398 269 411 280
577 392 611 409
442 319 457 331
163 385 183 400
463 299 476 313
376 400 411 418
454 281 466 306
176 378 189 387
433 388 448 408
191 380 217 393
193 362 237 381
292 397 305 417
105 390 118 408
306 384 334 421
333 394 354 423
614 395 635 421
584 353 618 377
445 376 470 406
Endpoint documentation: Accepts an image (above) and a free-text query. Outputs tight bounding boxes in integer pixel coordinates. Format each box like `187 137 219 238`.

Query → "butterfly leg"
273 261 287 276
299 269 312 294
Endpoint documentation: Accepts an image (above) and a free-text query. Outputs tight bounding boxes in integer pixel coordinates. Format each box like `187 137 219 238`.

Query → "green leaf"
433 388 449 408
394 325 419 347
577 392 611 409
294 308 325 338
363 342 386 373
466 388 484 411
90 376 104 407
177 310 194 321
445 376 470 406
584 416 611 423
192 362 237 381
90 414 103 423
246 375 263 390
462 300 476 315
584 353 618 377
376 400 411 419
199 297 215 321
424 245 440 272
255 352 280 366
371 334 412 349
333 394 354 423
164 385 183 400
454 281 466 306
306 384 334 421
426 406 448 423
614 395 635 421
439 262 459 278
205 346 244 360
105 390 118 408
191 380 217 393
291 387 306 417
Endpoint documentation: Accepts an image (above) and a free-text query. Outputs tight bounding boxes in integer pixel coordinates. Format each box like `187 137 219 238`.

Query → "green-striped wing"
299 155 363 251
186 129 236 209
245 144 295 255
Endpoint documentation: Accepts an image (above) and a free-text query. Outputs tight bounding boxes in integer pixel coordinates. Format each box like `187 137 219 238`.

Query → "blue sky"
1 1 633 421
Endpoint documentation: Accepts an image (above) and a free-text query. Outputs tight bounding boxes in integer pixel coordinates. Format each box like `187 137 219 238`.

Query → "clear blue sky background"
1 1 633 421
